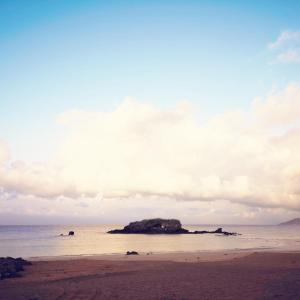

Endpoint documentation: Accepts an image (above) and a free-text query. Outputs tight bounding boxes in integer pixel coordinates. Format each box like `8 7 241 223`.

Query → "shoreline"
27 248 300 262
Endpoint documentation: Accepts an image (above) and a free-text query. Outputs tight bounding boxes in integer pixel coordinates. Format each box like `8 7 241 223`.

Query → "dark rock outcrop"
209 228 238 236
0 257 31 280
108 219 238 236
126 251 139 255
68 231 75 236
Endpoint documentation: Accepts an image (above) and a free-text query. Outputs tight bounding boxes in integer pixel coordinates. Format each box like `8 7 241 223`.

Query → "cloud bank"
1 84 300 212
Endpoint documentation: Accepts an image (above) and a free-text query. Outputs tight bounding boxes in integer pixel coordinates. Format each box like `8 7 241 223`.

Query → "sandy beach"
1 251 300 300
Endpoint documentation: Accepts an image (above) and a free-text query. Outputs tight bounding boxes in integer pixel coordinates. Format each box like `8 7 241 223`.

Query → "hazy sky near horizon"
1 0 300 224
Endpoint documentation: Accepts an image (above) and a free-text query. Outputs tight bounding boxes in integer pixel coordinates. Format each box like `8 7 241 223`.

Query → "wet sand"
1 252 300 299
28 250 250 263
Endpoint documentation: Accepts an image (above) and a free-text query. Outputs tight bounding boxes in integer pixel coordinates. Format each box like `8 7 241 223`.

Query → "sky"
1 0 300 224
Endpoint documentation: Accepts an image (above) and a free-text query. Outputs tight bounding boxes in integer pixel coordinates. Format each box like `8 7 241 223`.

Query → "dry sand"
1 251 300 299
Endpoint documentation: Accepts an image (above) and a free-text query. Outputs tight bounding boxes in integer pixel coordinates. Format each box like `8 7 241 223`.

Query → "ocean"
0 224 299 259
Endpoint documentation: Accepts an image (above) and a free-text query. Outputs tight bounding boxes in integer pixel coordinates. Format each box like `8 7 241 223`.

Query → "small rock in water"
126 251 139 255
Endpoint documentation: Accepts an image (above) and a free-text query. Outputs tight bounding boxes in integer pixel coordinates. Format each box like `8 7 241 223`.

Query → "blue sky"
1 1 300 224
1 0 300 161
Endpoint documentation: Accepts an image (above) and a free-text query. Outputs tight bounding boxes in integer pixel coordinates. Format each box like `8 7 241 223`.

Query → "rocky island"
107 218 238 235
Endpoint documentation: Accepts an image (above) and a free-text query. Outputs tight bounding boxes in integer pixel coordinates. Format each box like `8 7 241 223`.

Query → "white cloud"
0 160 80 198
269 31 300 49
252 83 300 126
1 84 300 214
277 49 300 63
269 30 300 63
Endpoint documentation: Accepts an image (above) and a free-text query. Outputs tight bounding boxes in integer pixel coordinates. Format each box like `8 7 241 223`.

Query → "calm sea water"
0 225 299 258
